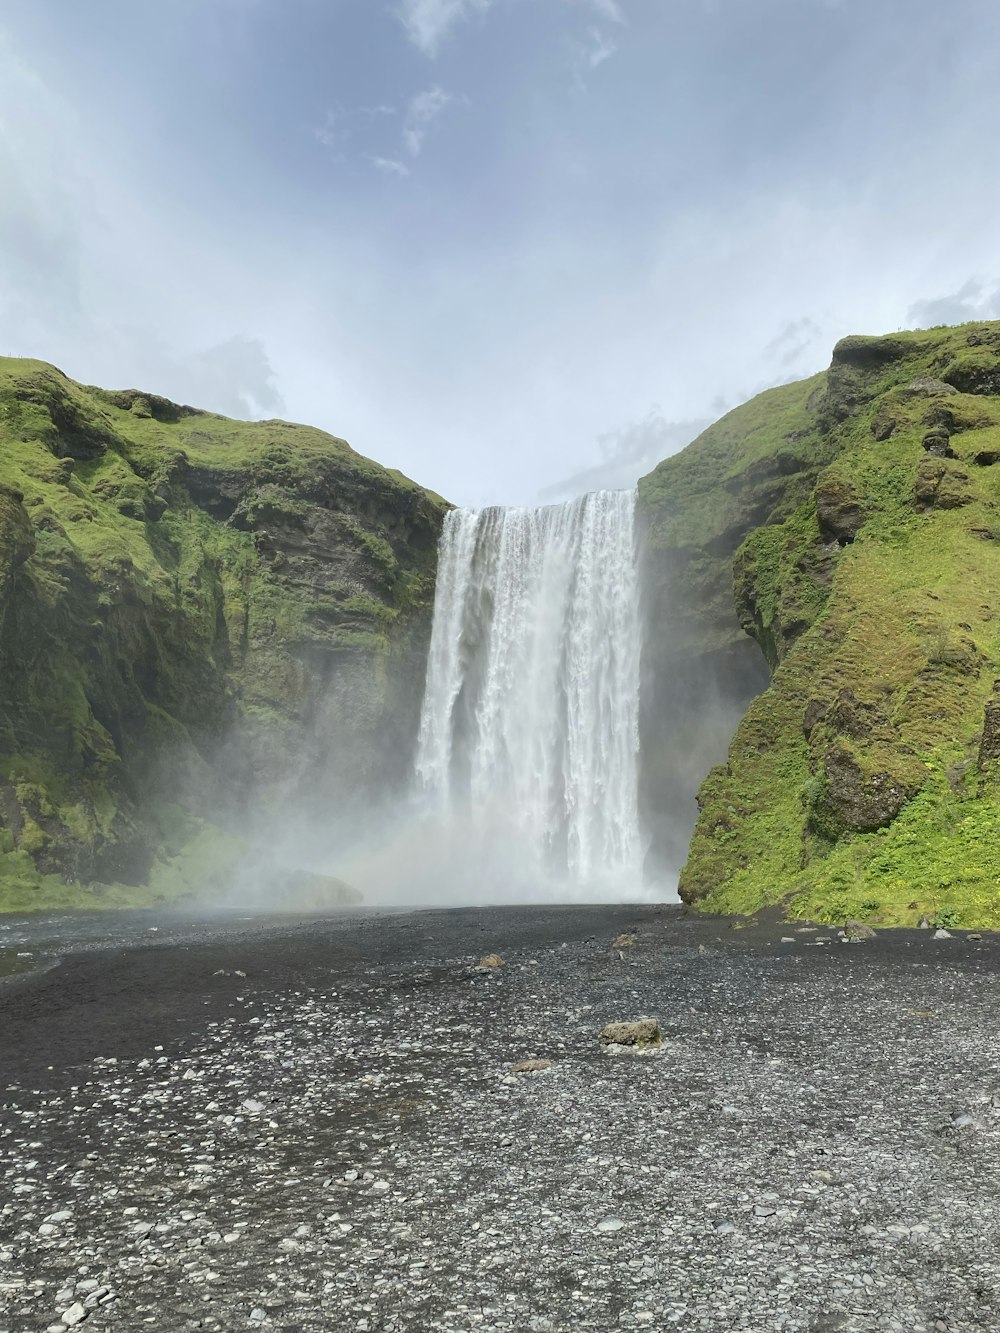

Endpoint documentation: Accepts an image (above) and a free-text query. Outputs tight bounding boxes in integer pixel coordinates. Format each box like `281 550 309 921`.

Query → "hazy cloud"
403 85 454 156
397 0 493 56
6 2 1000 507
574 25 617 74
763 317 824 368
908 280 1000 329
314 102 396 158
398 0 623 57
539 412 708 500
0 45 85 341
314 87 452 174
371 154 412 176
179 337 285 420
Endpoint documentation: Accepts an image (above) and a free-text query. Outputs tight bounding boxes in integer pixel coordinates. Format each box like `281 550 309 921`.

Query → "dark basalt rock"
0 485 36 598
870 407 897 440
802 698 829 738
817 746 919 834
815 475 867 544
942 352 1000 396
914 457 972 509
978 682 1000 772
826 688 891 743
921 430 956 458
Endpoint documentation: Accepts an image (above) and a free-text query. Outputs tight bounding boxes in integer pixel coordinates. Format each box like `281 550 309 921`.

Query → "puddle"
0 948 47 981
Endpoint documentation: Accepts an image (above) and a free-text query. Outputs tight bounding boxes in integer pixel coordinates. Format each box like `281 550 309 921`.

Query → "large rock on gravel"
601 1019 661 1047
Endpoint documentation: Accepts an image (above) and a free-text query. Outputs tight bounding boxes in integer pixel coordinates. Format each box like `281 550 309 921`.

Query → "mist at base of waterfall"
323 798 677 909
218 489 664 913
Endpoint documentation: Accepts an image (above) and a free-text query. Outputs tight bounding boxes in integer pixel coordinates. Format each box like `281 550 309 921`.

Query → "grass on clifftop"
679 323 1000 928
0 358 446 912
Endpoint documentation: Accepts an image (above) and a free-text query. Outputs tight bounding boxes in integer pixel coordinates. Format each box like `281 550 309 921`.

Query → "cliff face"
0 360 446 909
636 374 835 879
661 324 1000 927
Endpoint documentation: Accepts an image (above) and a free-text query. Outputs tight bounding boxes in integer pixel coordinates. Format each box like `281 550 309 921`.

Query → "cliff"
640 323 1000 927
636 374 833 878
0 359 446 910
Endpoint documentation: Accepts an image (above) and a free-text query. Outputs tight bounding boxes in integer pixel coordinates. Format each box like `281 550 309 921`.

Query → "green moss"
0 356 447 911
680 324 1000 927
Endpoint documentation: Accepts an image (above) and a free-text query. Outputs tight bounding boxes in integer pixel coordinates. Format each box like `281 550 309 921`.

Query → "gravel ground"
2 904 1000 1332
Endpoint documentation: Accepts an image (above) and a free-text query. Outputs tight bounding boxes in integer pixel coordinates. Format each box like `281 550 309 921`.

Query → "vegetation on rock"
0 359 446 911
650 324 1000 927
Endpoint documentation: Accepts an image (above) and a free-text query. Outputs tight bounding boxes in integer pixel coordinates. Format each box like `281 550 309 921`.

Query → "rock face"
0 360 446 908
636 376 832 879
661 323 1000 928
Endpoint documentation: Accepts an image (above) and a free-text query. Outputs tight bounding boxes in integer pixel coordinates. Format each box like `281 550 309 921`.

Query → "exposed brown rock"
905 376 959 397
819 746 919 833
978 681 1000 771
0 485 35 603
921 430 955 459
803 698 829 738
914 458 972 510
815 475 867 545
601 1019 661 1047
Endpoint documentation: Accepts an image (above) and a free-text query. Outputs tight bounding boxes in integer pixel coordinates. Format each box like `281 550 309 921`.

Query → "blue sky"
3 0 1000 504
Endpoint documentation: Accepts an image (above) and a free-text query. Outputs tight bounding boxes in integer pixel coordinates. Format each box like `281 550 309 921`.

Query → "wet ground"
2 904 999 1332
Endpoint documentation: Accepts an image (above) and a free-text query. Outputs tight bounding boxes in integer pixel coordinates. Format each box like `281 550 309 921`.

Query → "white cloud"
396 0 494 56
314 102 396 156
907 280 1000 329
371 154 412 176
314 107 346 152
314 87 452 176
403 85 454 156
580 25 617 71
539 411 706 499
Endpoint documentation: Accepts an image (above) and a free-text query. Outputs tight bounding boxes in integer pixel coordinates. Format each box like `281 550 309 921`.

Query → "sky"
3 1 1000 506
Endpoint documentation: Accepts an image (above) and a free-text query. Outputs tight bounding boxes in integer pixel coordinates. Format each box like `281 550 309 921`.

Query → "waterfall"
416 489 643 889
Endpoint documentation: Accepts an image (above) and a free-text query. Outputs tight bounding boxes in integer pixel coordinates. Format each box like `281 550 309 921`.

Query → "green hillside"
643 324 1000 927
0 359 445 910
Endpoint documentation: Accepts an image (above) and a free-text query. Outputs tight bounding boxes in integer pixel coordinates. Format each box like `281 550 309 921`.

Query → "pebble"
3 904 998 1332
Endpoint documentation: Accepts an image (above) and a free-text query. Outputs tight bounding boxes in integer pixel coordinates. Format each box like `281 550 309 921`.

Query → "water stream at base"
415 489 643 889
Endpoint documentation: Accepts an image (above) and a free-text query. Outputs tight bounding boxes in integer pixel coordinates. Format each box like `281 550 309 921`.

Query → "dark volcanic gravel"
2 904 1000 1332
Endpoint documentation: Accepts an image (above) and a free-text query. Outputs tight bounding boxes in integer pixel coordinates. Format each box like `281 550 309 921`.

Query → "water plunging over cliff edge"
415 490 644 894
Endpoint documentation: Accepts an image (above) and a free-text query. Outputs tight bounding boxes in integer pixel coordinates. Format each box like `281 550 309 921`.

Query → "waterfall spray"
416 489 643 889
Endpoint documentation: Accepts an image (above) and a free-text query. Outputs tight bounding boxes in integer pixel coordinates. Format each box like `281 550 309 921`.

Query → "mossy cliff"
640 323 1000 927
0 359 446 910
636 374 834 877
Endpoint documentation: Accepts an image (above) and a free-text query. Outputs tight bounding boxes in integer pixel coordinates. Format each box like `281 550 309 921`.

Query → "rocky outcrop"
978 682 1000 773
0 359 446 909
636 376 833 879
0 484 35 605
674 321 1000 928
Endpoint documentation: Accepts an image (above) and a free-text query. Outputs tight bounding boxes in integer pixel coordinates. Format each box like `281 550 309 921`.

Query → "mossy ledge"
645 323 1000 928
0 359 447 910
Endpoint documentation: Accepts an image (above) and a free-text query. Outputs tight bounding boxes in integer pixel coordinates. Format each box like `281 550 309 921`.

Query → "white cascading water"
415 489 643 891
